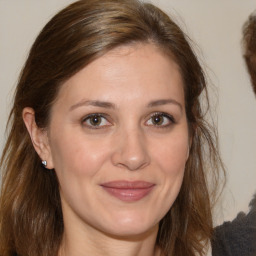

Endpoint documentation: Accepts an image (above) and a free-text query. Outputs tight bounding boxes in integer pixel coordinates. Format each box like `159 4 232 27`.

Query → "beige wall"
1 0 256 225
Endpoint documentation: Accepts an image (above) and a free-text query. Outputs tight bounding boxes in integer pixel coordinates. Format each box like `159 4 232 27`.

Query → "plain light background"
0 0 256 225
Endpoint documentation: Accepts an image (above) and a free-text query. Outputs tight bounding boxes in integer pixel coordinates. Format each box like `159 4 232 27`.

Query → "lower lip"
101 186 154 202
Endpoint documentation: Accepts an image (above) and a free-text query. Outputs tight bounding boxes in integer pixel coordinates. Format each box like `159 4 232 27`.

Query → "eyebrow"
69 100 116 111
147 99 182 110
69 98 182 111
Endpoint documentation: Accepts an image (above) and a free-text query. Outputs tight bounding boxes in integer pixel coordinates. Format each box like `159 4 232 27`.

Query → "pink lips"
100 181 155 202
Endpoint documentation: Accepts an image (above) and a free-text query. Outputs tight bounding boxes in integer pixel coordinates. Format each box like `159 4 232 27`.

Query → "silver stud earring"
42 160 47 167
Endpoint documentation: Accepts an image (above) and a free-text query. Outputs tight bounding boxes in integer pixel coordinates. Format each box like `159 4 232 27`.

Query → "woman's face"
46 44 189 237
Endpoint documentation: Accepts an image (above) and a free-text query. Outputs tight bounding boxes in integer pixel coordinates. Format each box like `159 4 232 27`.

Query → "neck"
58 223 161 256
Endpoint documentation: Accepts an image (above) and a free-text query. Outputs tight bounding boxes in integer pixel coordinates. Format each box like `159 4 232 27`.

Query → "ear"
22 107 54 169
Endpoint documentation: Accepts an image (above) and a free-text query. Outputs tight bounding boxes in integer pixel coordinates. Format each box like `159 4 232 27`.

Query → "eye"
82 114 111 128
145 112 175 127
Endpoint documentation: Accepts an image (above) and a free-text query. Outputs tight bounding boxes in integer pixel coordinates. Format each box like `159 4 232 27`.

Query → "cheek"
49 131 111 177
152 134 189 176
147 132 189 217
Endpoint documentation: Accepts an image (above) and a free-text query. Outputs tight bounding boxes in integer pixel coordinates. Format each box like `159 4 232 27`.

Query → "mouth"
100 180 155 202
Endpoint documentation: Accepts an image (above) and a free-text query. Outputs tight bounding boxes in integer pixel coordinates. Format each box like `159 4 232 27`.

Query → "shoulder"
212 194 256 256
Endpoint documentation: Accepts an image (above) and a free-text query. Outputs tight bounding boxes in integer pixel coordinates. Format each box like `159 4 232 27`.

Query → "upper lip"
100 180 155 189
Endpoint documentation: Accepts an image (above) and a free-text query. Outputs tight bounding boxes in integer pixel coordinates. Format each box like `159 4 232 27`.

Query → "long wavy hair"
0 0 224 255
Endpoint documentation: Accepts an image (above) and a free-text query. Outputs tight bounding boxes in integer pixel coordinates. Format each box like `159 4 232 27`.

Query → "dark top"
212 194 256 256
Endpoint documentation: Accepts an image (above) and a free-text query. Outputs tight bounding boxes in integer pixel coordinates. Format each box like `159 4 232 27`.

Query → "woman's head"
24 42 190 242
0 1 222 255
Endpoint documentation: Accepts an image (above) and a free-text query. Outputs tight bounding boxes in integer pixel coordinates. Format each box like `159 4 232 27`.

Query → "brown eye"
89 115 102 126
83 114 111 129
145 112 175 127
152 115 164 125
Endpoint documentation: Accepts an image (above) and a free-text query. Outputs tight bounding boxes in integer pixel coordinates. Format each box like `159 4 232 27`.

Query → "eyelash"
145 112 176 128
81 112 176 129
82 113 111 129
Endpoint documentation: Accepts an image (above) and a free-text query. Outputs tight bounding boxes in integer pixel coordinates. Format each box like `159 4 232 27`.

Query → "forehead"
53 43 184 108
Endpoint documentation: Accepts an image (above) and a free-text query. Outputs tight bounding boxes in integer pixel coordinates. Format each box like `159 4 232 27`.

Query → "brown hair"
0 0 224 255
243 11 256 95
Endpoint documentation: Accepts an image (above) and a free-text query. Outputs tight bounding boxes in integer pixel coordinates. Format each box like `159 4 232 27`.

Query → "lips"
100 181 155 202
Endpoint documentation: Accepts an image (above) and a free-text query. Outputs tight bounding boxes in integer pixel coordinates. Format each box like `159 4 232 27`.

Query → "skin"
23 43 190 256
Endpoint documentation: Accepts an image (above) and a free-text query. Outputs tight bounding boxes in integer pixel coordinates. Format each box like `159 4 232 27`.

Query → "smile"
100 181 155 202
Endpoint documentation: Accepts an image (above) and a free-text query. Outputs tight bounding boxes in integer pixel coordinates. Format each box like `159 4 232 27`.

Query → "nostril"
111 140 150 171
113 158 150 171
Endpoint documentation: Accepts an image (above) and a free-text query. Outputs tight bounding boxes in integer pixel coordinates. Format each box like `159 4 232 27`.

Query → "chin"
100 214 159 239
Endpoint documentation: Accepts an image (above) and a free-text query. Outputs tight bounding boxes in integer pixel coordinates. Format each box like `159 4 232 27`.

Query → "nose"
111 129 150 171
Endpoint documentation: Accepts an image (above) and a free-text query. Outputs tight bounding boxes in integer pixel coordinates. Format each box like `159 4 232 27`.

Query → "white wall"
1 0 256 225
